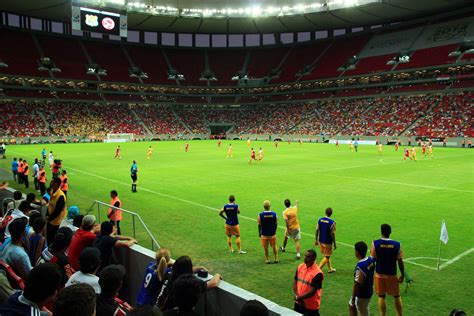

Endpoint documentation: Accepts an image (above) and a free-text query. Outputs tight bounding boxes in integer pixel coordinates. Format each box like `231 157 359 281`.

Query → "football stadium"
0 0 473 315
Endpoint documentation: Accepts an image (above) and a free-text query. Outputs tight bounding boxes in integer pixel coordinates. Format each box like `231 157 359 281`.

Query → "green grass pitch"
1 140 473 315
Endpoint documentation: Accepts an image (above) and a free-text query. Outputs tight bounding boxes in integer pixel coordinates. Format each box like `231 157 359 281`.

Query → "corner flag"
440 220 449 245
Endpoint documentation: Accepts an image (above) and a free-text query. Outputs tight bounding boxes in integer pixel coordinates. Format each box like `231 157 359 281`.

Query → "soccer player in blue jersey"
219 195 246 254
370 224 404 316
258 200 278 264
314 207 337 273
350 241 375 316
130 160 138 193
136 248 172 306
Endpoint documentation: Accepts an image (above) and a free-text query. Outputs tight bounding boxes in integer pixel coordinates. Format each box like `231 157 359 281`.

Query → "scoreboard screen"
72 6 127 37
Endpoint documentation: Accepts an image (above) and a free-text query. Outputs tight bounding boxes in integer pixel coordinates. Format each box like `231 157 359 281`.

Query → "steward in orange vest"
38 165 47 196
294 250 324 315
60 170 69 197
107 190 122 235
17 158 24 184
22 160 29 189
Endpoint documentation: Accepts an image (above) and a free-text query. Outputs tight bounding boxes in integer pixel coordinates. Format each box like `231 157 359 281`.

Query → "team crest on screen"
102 17 115 30
85 14 99 27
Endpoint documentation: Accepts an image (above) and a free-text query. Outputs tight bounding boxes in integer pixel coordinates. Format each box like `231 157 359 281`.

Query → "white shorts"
349 297 371 316
285 228 301 240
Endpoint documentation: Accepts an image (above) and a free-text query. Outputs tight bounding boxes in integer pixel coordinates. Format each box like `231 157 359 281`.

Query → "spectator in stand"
60 170 69 198
240 300 269 316
159 255 221 311
66 247 102 294
96 264 130 316
137 248 173 306
46 177 67 245
93 221 137 270
27 216 47 266
60 206 80 233
53 283 97 316
0 218 31 280
37 226 74 285
0 263 62 316
293 249 324 316
163 274 204 316
68 215 98 271
6 191 23 211
11 158 18 182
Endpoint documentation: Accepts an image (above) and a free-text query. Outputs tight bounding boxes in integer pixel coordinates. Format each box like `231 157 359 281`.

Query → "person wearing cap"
0 218 32 280
66 247 102 293
96 264 130 316
240 299 269 316
257 200 279 264
93 221 137 270
60 205 80 233
68 215 98 271
46 177 67 245
0 263 63 316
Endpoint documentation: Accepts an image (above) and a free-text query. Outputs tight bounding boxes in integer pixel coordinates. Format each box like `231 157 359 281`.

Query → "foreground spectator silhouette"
66 247 102 293
0 263 62 315
240 299 269 316
53 283 97 316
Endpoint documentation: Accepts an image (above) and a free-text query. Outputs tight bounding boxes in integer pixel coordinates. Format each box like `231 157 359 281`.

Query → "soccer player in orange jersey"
218 139 222 148
403 148 411 161
185 142 189 152
279 199 301 259
249 148 256 165
114 145 121 159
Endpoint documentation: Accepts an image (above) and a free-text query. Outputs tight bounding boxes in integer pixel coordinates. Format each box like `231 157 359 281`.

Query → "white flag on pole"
440 220 449 245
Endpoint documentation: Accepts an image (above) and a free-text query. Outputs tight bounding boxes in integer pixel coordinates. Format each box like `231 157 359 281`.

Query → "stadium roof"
1 0 472 34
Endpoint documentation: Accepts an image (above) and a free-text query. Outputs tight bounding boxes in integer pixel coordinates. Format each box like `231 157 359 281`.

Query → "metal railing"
87 200 160 251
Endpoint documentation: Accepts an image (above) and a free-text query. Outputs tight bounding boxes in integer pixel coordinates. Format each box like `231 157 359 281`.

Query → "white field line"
439 247 474 270
306 153 473 174
320 174 474 193
7 150 472 270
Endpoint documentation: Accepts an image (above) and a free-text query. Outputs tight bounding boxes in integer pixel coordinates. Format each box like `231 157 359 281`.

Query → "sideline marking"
321 174 474 193
7 149 473 270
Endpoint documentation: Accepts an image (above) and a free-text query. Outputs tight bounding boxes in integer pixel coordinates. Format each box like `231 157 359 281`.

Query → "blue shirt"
136 261 169 306
42 149 46 157
131 164 138 175
259 211 277 237
11 161 18 172
223 204 239 225
0 244 32 280
317 217 335 244
373 239 402 276
354 256 375 298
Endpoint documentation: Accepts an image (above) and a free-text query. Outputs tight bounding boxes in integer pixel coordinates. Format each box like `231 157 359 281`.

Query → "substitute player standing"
370 224 404 316
130 160 138 193
258 200 278 264
114 145 121 159
279 199 301 260
219 195 246 254
349 241 375 316
315 207 337 273
146 145 153 160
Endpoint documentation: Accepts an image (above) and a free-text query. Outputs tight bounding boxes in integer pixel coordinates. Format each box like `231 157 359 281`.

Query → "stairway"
171 107 192 133
131 108 153 136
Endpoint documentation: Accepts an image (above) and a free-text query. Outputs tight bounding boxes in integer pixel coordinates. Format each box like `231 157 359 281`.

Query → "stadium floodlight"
0 59 8 68
119 0 379 18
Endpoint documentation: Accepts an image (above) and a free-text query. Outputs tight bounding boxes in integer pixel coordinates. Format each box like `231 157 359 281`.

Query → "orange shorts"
260 235 276 247
319 243 333 256
375 274 400 297
225 224 240 237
